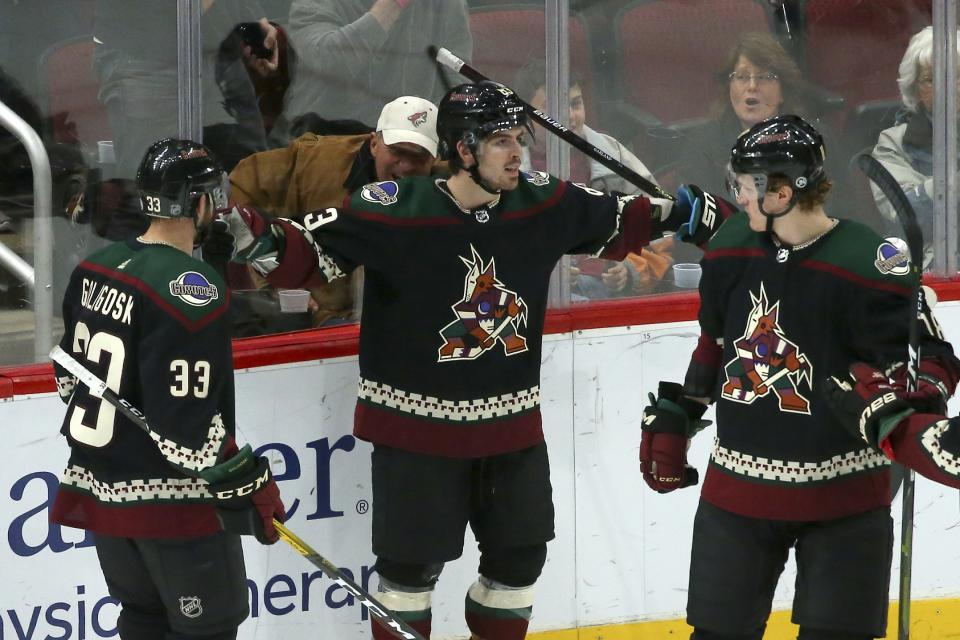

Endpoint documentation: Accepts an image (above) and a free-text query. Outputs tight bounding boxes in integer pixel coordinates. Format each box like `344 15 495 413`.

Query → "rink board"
3 307 960 639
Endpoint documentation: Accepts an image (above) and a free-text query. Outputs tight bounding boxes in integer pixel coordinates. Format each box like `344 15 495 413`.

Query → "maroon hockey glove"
822 363 915 456
201 444 286 544
218 204 282 263
640 382 707 493
672 185 735 248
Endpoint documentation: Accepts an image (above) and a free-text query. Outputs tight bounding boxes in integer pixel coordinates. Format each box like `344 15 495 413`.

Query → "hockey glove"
201 218 235 260
218 204 282 263
201 444 286 544
888 359 955 415
822 363 915 456
672 185 731 248
640 381 710 493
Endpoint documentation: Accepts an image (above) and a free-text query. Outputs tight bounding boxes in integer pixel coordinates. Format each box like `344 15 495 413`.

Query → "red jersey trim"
501 181 568 221
701 463 891 521
801 260 913 298
51 487 222 539
353 402 544 457
81 260 230 333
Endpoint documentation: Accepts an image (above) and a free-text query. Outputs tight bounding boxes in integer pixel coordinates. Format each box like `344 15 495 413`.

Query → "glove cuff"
875 407 915 448
200 444 255 484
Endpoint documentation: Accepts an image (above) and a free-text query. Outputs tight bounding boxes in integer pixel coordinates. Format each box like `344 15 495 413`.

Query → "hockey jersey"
686 213 959 521
52 239 235 538
883 412 960 489
265 172 658 457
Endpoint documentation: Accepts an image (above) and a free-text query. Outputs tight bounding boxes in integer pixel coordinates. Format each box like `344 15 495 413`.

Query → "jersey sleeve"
557 182 657 259
53 268 81 404
684 251 726 398
850 274 959 386
135 267 235 474
884 413 960 489
264 206 389 290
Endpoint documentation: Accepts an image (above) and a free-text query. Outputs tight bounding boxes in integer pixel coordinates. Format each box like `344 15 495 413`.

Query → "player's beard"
193 217 212 248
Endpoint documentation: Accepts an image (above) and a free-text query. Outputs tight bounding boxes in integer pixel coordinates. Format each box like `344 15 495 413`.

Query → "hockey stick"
857 153 921 640
49 345 424 640
428 46 674 202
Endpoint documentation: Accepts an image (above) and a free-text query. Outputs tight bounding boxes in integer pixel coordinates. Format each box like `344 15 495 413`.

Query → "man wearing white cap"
227 95 440 326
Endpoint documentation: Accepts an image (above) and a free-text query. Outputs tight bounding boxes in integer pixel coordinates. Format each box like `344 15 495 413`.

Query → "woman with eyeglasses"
871 26 960 268
676 32 826 198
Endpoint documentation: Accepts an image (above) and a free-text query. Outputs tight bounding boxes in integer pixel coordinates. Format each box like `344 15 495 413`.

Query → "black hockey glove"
640 382 710 493
200 444 286 544
822 363 915 453
201 218 235 261
671 184 734 248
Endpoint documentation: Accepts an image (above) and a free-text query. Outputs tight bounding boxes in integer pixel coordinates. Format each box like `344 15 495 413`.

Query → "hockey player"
221 80 732 639
51 139 286 640
640 115 959 640
823 360 960 489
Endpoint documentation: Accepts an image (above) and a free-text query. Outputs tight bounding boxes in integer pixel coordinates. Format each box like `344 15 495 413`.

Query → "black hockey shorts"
687 500 893 638
94 529 249 638
371 442 556 565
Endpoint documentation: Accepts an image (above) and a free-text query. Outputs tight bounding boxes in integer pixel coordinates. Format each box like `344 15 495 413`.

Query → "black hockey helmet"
135 138 227 219
729 114 826 194
436 81 530 161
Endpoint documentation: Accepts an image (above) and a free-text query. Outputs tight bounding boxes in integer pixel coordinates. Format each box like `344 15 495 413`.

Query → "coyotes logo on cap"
407 111 428 127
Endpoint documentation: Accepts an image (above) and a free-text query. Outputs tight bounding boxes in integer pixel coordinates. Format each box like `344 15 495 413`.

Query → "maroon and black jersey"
264 172 659 457
52 239 234 538
883 413 960 488
685 213 958 521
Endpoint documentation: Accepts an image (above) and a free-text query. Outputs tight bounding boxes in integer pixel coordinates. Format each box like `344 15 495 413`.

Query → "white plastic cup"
672 263 702 289
278 289 311 313
97 140 115 164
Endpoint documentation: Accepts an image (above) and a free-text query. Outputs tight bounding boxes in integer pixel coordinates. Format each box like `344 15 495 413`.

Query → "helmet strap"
462 139 501 196
192 193 213 248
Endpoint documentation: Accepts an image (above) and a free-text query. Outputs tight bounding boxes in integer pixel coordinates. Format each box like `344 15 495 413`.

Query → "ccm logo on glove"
210 465 271 500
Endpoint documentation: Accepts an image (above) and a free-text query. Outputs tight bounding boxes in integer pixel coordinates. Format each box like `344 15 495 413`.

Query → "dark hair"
711 32 811 122
510 58 584 104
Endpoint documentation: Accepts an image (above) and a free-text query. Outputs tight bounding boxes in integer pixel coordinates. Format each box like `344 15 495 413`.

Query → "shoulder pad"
704 211 756 251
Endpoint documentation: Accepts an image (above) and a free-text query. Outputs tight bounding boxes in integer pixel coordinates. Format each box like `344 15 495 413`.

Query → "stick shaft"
857 154 922 640
49 345 424 640
433 47 674 201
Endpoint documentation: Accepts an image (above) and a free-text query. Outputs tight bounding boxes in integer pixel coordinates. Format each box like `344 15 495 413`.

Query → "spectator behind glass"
228 95 439 327
512 59 678 299
871 25 960 268
281 0 471 129
93 1 282 178
676 32 818 197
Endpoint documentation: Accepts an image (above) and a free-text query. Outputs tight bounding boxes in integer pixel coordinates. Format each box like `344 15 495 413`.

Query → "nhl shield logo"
179 596 203 619
407 111 428 127
361 181 399 205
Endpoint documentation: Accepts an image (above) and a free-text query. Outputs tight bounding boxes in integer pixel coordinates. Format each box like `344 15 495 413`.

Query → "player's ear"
456 140 475 169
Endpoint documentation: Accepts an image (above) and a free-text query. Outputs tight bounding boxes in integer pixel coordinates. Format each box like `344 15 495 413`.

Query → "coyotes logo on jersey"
438 245 528 361
721 283 813 414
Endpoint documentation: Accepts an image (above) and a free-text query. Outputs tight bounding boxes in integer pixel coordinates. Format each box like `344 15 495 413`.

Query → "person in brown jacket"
229 95 439 325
